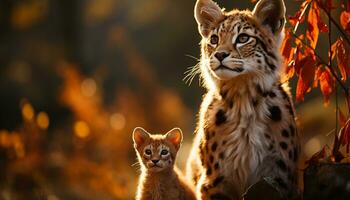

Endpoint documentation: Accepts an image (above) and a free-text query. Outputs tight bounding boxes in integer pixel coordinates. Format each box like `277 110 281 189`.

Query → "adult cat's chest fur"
191 80 298 199
199 90 271 194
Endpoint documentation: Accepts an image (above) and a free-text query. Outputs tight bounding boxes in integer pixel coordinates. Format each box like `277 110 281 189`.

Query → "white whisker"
183 63 201 86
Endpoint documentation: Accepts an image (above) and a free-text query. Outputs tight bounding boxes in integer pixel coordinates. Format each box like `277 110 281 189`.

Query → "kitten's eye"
145 149 152 155
210 34 219 45
161 150 168 155
236 34 250 44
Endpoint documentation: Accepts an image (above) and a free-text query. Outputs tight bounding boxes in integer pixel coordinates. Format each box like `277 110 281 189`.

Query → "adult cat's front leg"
186 135 203 188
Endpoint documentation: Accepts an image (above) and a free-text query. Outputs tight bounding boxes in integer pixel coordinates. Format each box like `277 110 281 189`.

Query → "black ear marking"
278 18 284 30
261 16 285 34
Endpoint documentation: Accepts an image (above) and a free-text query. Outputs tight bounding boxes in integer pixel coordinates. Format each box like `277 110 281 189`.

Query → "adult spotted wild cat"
186 0 300 199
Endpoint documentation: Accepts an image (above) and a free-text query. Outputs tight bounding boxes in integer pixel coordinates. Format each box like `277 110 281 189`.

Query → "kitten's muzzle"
152 159 159 164
148 161 162 169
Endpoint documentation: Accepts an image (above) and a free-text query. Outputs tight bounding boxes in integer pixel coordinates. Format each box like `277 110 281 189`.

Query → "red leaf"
335 38 350 81
294 34 305 47
313 66 323 88
296 55 316 102
339 109 347 127
331 40 339 60
316 0 336 12
318 68 335 106
280 30 293 60
289 10 305 27
288 0 310 26
326 0 332 10
285 57 296 81
340 119 350 146
294 44 305 74
280 30 296 81
314 1 329 33
306 146 327 165
306 2 320 49
340 11 350 35
313 66 335 106
318 21 328 33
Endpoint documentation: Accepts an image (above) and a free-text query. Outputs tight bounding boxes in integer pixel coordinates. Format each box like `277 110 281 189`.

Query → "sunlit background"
0 0 344 199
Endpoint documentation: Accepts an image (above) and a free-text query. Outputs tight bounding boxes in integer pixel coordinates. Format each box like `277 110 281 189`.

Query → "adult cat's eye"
236 34 250 44
145 149 152 155
161 150 168 155
210 34 219 45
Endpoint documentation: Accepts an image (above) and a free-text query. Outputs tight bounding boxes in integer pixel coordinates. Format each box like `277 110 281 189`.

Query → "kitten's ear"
194 0 224 37
253 0 286 35
165 128 183 149
133 127 150 147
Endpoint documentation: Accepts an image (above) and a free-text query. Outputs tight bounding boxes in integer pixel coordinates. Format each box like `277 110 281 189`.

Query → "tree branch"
292 1 311 34
316 0 350 47
327 8 341 157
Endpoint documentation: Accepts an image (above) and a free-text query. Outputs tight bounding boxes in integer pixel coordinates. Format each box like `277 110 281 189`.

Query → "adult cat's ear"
133 127 150 147
253 0 286 35
165 128 183 149
195 0 224 37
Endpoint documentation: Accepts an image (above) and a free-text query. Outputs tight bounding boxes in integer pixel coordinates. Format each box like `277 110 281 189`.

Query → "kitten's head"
194 0 285 84
132 127 183 173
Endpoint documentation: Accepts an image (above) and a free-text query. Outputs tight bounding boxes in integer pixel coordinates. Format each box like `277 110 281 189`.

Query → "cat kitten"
133 127 196 200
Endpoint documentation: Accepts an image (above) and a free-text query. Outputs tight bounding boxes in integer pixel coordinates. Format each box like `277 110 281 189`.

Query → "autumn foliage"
281 0 350 163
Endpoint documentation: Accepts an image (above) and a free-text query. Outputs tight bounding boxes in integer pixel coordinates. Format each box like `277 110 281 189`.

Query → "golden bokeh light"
13 137 25 158
0 130 10 148
47 194 59 200
81 78 97 97
304 137 322 158
109 113 126 131
36 112 50 130
11 0 48 30
74 121 90 138
22 103 34 120
85 0 116 24
0 131 25 158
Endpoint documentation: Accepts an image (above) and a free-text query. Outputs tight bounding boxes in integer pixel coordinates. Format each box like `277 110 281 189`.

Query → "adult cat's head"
195 0 286 87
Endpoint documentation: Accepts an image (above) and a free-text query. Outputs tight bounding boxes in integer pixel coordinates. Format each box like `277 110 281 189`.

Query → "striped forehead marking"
158 144 169 153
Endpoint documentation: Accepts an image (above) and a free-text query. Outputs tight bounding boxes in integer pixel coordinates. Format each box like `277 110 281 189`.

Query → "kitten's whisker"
132 161 142 172
131 161 140 167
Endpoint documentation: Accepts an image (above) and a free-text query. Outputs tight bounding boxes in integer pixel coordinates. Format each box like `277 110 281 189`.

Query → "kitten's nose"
152 160 159 164
215 52 230 62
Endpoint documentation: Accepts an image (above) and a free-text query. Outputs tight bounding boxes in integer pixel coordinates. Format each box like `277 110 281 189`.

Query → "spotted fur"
186 0 300 199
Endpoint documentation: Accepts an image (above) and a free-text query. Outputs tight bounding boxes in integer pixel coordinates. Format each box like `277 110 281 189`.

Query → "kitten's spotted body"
186 0 300 199
133 127 196 200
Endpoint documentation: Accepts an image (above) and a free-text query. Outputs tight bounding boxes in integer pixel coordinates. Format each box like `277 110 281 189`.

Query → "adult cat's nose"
152 160 159 164
215 52 229 61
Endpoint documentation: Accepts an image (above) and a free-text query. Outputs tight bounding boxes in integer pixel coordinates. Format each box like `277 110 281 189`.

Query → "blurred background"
0 0 344 199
